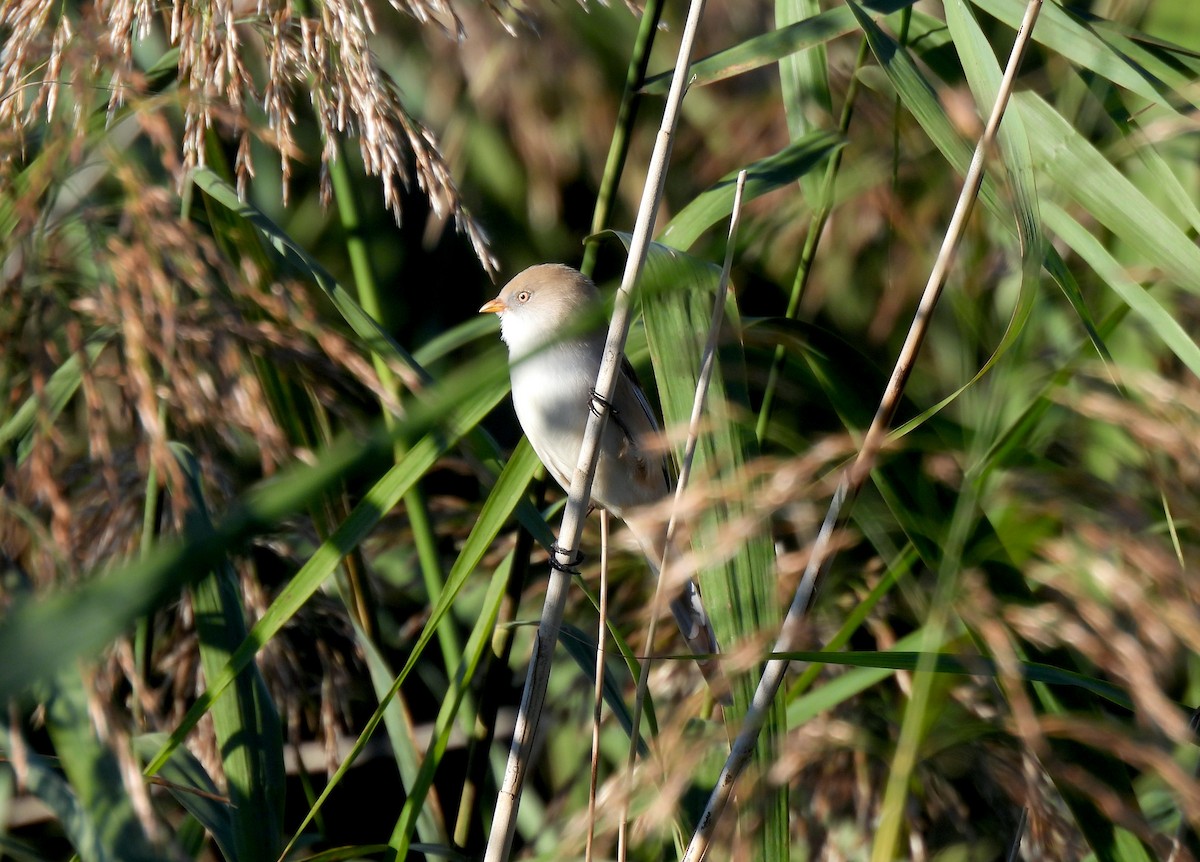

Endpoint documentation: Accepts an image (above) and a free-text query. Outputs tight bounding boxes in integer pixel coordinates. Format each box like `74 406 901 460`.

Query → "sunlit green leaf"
971 0 1194 110
1019 92 1200 291
1046 204 1200 379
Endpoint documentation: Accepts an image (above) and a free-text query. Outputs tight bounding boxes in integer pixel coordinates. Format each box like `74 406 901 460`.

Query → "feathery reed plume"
0 0 498 273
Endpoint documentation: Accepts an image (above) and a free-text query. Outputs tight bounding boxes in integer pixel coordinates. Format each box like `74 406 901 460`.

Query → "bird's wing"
619 356 660 433
610 361 671 498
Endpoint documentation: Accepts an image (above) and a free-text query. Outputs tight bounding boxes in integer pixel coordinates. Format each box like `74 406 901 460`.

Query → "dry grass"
0 0 496 272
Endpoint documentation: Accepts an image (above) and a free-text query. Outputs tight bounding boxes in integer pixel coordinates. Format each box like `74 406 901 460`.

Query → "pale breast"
509 339 668 517
510 340 598 491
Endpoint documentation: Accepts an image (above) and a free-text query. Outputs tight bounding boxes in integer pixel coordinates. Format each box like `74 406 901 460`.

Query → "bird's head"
479 264 601 358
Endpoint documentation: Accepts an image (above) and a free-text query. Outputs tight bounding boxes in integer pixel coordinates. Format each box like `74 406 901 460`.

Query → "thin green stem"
408 484 463 672
580 0 666 278
756 36 871 445
871 480 977 861
328 135 473 850
327 142 398 396
453 480 541 852
133 399 169 728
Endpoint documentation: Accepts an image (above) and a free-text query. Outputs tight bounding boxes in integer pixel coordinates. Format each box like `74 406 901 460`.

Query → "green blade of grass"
388 553 513 861
866 8 1115 383
41 667 162 862
0 725 117 862
630 238 787 861
0 422 389 703
848 1 977 196
357 629 449 849
887 0 1044 440
777 0 834 206
971 0 1192 111
657 130 843 251
176 444 285 862
278 439 542 859
783 629 937 728
0 330 112 464
850 1 1115 432
641 0 915 94
1045 203 1200 379
194 169 429 386
130 734 238 861
779 649 1136 710
1018 91 1200 292
581 0 665 277
557 622 650 758
143 377 509 777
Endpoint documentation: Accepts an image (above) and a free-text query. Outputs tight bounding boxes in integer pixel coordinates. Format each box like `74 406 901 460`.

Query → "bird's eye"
516 290 531 303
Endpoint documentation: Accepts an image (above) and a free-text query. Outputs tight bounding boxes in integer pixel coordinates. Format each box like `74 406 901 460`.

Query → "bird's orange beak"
479 297 506 314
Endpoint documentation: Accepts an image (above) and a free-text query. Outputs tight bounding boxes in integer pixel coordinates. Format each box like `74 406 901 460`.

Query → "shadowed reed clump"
1 0 501 844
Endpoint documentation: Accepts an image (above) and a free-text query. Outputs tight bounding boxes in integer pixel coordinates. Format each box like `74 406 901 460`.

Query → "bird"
480 263 723 694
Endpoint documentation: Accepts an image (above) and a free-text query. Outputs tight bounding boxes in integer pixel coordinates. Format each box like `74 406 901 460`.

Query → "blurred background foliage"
2 0 1200 859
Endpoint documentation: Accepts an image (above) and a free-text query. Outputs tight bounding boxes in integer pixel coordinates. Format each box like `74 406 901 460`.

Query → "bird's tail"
626 513 730 705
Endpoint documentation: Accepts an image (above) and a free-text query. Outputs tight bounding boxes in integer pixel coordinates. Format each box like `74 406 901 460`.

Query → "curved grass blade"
848 2 976 193
971 0 1193 111
850 2 1117 432
0 330 112 464
40 667 163 862
887 0 1044 439
1017 92 1200 292
775 650 1135 710
641 0 914 94
1046 204 1200 379
744 315 889 432
1042 246 1114 368
800 10 1121 391
945 0 1041 258
657 130 843 251
1088 21 1200 113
